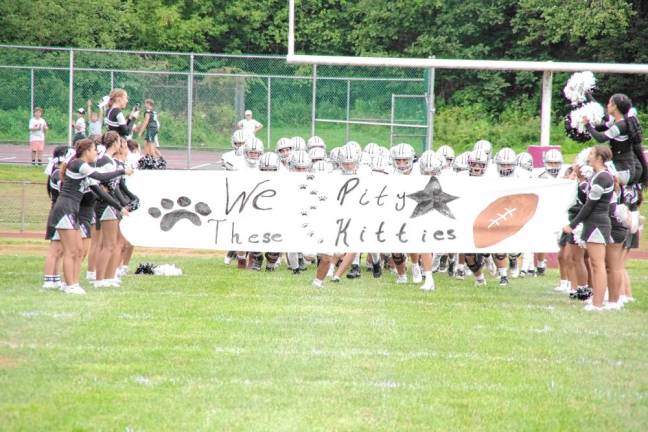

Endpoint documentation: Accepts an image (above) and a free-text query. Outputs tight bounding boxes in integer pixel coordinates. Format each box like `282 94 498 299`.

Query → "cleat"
265 266 275 272
396 275 408 284
292 268 301 275
447 260 455 278
455 269 465 280
331 276 340 283
475 278 487 287
438 255 449 273
499 276 509 287
372 262 382 278
537 267 546 276
421 277 435 291
346 264 361 279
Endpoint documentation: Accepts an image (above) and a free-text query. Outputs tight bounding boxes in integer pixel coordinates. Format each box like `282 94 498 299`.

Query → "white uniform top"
75 117 86 134
88 119 102 136
29 118 47 141
222 151 245 171
237 118 262 136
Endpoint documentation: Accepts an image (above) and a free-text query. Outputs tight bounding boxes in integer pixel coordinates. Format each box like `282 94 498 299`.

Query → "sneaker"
119 266 129 277
396 275 408 284
224 251 236 265
346 264 361 279
475 278 487 287
421 277 435 291
603 301 623 311
265 265 275 272
537 267 546 276
455 269 465 280
519 270 527 278
298 256 307 272
292 268 301 275
411 265 423 283
620 295 635 304
105 278 121 287
42 281 60 290
554 284 570 293
438 255 449 273
331 276 340 283
251 260 262 271
372 262 382 279
312 279 323 288
584 304 604 312
510 266 520 279
93 279 108 288
447 260 455 278
63 284 86 295
499 276 509 287
86 271 96 281
527 269 536 278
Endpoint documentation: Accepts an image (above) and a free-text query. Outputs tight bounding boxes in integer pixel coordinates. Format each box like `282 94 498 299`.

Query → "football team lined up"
218 128 644 312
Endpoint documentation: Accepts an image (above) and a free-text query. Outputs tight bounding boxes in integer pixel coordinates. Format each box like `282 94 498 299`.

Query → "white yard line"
191 163 211 169
0 156 17 160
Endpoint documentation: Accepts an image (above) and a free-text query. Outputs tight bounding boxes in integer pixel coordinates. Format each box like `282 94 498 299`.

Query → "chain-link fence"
0 180 49 232
0 45 431 166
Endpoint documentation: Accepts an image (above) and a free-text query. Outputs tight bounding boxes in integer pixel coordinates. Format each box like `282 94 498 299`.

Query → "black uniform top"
59 159 124 203
48 169 61 204
570 170 614 229
105 107 135 137
568 180 589 220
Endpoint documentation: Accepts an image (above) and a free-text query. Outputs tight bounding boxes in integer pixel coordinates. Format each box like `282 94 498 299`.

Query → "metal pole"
110 70 114 90
267 77 271 146
288 0 295 56
30 68 34 115
426 58 435 151
20 181 26 232
68 49 74 146
345 79 351 143
390 94 395 146
311 64 317 137
187 54 194 168
540 70 553 147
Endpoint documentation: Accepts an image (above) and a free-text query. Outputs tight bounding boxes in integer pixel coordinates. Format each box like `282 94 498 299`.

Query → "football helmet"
363 142 380 159
231 130 248 154
291 136 307 152
473 139 493 157
329 147 341 169
372 154 392 174
243 137 264 167
338 145 360 175
516 152 534 172
311 160 328 173
543 149 563 177
453 151 469 172
345 140 362 155
258 152 280 172
390 143 415 174
289 150 312 172
419 150 443 176
468 149 488 176
308 147 327 163
436 144 455 167
495 147 517 177
307 135 325 150
276 137 294 162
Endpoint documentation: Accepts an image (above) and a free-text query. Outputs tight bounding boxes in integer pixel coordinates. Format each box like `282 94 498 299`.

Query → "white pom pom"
564 71 596 105
569 102 605 133
572 224 586 248
153 264 183 276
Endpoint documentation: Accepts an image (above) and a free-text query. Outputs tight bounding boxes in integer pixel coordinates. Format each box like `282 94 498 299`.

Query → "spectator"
237 109 262 136
72 108 87 144
86 99 103 138
136 98 161 157
29 107 48 166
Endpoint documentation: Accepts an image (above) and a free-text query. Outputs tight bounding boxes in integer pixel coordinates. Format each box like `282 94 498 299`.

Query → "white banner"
120 170 576 253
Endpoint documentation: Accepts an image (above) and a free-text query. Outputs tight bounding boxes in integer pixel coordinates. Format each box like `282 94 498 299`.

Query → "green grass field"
0 241 647 430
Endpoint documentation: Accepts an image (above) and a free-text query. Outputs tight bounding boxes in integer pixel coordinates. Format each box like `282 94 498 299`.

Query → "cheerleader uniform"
609 192 629 244
105 107 135 137
46 159 125 234
569 170 614 244
623 184 642 249
586 118 643 185
45 168 61 241
560 179 589 246
94 154 124 228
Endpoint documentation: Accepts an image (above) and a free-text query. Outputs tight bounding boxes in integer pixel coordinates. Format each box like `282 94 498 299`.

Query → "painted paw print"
318 239 324 244
308 231 315 237
301 223 309 228
309 190 318 196
309 206 317 210
299 184 307 190
301 211 308 217
307 175 315 180
318 195 328 202
148 196 211 232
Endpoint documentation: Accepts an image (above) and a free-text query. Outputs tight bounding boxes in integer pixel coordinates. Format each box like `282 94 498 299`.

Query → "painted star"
407 176 458 219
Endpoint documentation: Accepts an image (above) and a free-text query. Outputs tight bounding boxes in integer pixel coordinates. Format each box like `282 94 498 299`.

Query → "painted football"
473 193 538 248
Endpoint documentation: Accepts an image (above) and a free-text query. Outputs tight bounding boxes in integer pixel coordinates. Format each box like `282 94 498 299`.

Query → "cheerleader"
563 145 614 311
564 162 592 299
606 177 629 310
46 139 130 294
585 94 647 187
105 88 139 137
42 146 70 289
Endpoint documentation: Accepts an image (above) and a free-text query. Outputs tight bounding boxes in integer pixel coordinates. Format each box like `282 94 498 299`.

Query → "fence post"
187 54 194 169
30 68 34 115
345 79 351 143
267 76 272 146
110 70 114 90
540 70 553 147
390 94 395 147
425 57 435 151
311 64 317 137
68 49 74 146
20 181 26 232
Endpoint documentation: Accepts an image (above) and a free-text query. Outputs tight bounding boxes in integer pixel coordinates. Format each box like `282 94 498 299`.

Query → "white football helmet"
307 135 325 150
453 151 470 172
329 147 341 169
495 147 517 177
390 143 416 174
231 130 248 154
338 145 360 175
243 137 264 167
289 150 312 172
543 149 563 177
419 150 443 176
436 145 455 167
291 136 307 152
311 160 328 173
345 141 362 155
359 152 373 167
473 140 493 158
308 147 327 163
468 149 489 176
276 137 294 162
372 154 392 175
258 152 280 172
516 152 534 172
363 142 380 159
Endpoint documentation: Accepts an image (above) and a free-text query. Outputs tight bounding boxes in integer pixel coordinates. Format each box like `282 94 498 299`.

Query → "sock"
352 254 360 266
424 271 433 280
498 268 507 277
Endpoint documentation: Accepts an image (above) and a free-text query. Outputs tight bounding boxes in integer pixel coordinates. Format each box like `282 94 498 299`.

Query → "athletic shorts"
30 140 44 152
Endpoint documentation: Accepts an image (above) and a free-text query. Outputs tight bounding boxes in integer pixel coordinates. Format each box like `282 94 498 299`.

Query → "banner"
120 170 576 253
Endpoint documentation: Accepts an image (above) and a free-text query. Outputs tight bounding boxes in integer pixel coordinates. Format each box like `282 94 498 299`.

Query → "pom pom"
569 286 592 301
153 264 182 276
137 155 167 170
565 102 605 142
135 262 156 275
126 198 140 212
572 223 586 249
563 71 596 105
